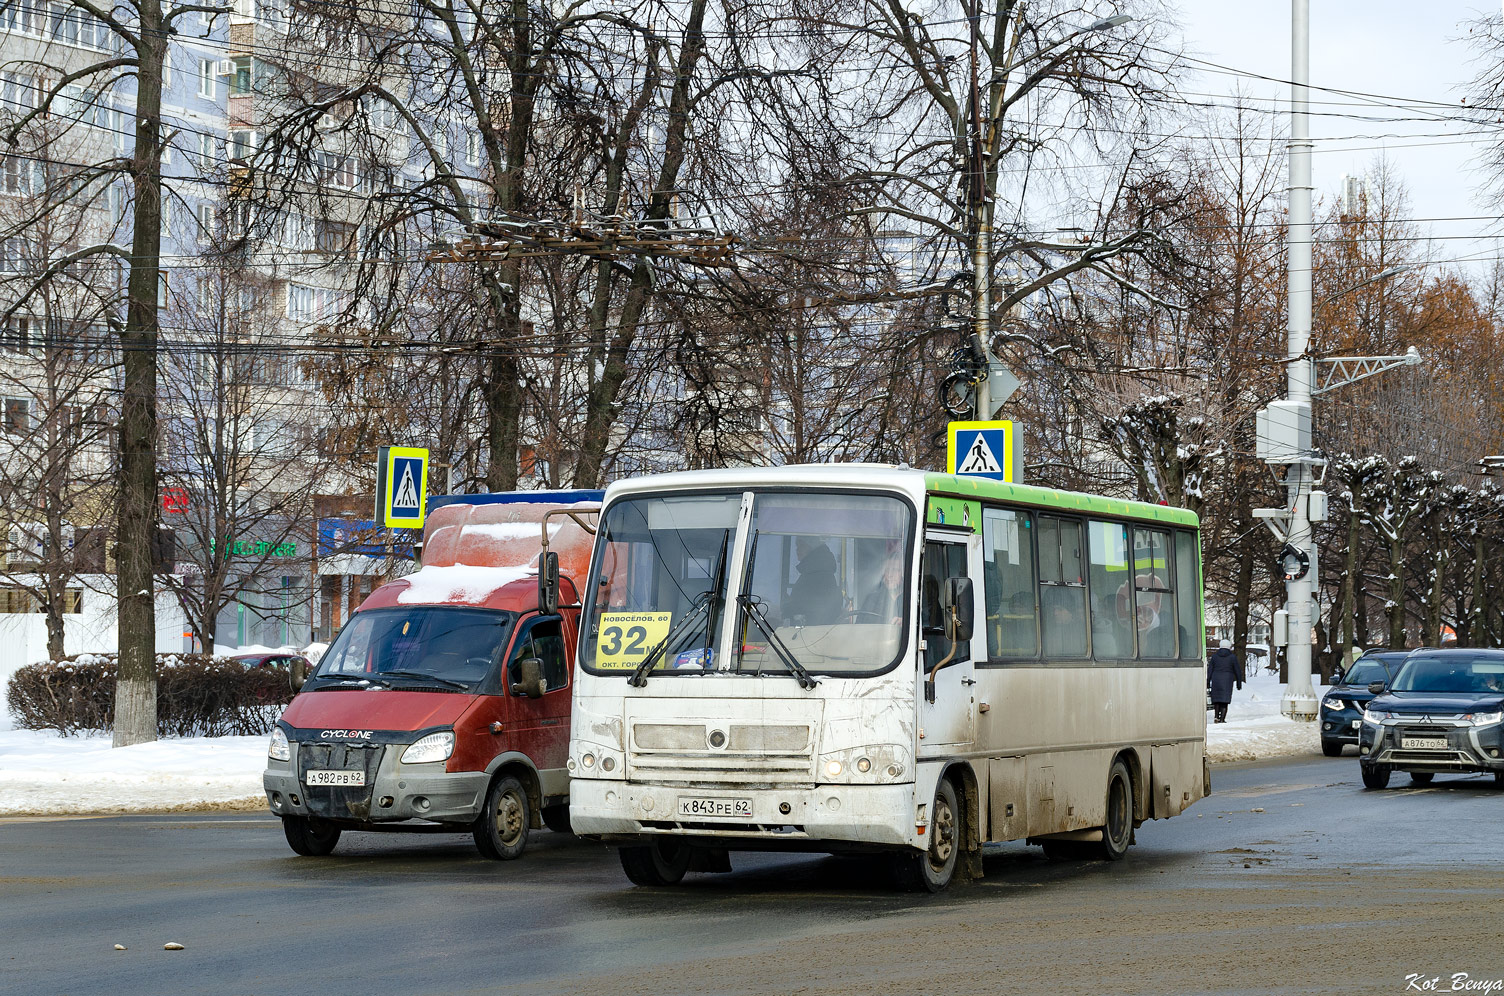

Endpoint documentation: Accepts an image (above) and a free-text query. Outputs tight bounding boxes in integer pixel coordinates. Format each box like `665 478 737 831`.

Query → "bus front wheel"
619 839 692 886
894 779 959 892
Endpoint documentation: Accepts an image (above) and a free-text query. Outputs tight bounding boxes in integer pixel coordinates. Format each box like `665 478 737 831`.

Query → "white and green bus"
567 465 1207 890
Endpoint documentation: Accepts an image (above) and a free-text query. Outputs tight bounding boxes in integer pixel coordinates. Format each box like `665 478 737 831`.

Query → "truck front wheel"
282 815 340 856
473 774 530 860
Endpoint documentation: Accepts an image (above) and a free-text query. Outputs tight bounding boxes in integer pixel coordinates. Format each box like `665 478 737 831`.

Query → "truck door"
502 613 572 774
918 529 979 750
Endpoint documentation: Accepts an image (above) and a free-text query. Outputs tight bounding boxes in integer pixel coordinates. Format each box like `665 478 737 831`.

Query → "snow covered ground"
0 662 1328 816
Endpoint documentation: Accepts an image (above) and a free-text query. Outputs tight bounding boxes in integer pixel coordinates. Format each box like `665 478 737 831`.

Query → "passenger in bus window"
861 546 905 625
788 536 843 625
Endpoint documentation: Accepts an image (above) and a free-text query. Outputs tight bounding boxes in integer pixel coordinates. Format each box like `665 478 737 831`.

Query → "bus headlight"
818 746 908 784
570 742 624 779
268 727 290 761
402 731 454 764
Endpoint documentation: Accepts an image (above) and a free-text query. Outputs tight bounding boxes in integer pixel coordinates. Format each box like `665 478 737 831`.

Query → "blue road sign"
947 420 1017 482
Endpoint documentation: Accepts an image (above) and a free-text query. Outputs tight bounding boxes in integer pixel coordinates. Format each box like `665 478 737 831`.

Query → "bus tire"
282 815 340 856
473 774 529 860
1093 759 1134 861
619 840 692 886
893 778 959 892
542 803 571 834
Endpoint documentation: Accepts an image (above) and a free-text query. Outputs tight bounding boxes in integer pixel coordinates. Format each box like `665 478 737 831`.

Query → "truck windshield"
582 489 912 678
310 607 517 691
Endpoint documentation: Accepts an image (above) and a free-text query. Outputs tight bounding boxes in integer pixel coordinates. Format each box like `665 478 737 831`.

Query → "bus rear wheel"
1093 759 1134 861
619 839 692 886
893 779 959 892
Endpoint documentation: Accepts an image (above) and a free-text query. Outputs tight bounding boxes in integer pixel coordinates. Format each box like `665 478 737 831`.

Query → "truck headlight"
268 727 290 761
402 731 454 764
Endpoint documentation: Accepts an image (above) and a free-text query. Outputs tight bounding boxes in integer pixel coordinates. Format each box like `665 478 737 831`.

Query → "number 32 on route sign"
594 611 673 670
947 420 1018 483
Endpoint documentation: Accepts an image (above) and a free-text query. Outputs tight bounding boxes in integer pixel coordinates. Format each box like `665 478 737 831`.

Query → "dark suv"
1320 651 1410 757
1358 648 1504 789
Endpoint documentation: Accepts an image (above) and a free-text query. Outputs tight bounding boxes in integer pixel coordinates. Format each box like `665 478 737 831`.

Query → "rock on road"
1 755 1500 996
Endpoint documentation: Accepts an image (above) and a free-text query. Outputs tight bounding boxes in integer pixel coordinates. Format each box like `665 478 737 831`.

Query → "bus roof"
925 472 1198 528
599 465 1197 529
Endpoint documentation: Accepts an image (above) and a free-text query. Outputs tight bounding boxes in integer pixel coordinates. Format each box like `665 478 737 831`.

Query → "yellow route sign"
594 611 673 670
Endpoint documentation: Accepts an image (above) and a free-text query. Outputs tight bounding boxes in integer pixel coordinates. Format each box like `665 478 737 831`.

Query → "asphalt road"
3 755 1502 996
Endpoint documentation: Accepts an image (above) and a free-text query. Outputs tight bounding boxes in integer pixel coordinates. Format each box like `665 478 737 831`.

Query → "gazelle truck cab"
264 490 599 859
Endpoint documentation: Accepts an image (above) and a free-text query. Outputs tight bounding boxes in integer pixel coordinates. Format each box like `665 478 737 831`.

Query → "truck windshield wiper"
627 592 713 688
380 670 470 691
736 593 819 690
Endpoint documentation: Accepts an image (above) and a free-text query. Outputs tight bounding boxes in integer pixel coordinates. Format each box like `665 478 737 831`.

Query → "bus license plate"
677 796 752 820
305 770 366 786
1400 737 1448 750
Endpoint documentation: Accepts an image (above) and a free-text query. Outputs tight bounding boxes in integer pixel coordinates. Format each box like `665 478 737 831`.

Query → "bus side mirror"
942 577 974 642
289 657 308 693
538 551 560 614
512 657 546 699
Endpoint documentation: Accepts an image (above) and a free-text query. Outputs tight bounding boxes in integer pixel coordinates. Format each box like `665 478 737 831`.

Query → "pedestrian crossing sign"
947 420 1017 483
377 446 429 529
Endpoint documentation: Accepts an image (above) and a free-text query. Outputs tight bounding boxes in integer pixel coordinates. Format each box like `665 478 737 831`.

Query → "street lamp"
1317 265 1411 308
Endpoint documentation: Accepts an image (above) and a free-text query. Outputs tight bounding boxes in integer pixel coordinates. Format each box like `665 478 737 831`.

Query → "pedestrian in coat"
1207 639 1243 724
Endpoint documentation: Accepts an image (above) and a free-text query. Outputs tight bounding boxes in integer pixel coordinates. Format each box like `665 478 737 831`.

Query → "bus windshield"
582 490 912 678
309 606 517 691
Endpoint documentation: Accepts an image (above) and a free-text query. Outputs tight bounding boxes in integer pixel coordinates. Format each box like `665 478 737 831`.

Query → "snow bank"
0 729 268 815
1204 662 1329 762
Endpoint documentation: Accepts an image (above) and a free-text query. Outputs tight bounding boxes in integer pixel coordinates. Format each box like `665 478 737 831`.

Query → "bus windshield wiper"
737 593 819 690
380 670 470 691
627 592 713 687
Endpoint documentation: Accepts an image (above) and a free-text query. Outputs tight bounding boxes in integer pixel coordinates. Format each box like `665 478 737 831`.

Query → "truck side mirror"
538 551 559 614
941 577 974 643
1367 681 1386 695
289 657 308 693
512 657 546 699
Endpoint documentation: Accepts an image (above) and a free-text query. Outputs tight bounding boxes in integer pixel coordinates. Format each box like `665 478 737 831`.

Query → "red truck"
263 490 600 859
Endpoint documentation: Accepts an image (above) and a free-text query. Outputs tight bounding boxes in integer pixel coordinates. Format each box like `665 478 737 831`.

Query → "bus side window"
1133 528 1176 659
1037 516 1087 657
1087 520 1134 661
982 507 1038 658
1174 531 1203 659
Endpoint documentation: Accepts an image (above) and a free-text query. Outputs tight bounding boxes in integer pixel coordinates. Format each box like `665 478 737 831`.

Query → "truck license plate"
677 796 752 819
305 770 366 786
1400 737 1448 750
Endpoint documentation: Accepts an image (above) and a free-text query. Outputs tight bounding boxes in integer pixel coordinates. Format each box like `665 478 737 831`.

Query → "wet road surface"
2 754 1501 996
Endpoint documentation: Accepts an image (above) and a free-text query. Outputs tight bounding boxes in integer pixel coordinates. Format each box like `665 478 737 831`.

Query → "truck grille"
297 742 384 820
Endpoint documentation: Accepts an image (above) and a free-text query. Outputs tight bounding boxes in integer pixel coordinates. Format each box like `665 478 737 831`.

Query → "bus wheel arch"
1115 749 1148 826
943 761 984 881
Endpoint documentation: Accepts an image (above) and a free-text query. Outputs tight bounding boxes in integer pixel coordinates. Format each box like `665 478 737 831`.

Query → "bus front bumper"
567 777 917 849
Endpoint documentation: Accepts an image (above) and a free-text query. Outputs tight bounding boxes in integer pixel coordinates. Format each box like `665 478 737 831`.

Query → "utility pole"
1257 0 1422 719
967 0 993 424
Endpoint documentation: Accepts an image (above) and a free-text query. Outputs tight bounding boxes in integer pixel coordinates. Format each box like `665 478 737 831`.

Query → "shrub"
5 654 293 737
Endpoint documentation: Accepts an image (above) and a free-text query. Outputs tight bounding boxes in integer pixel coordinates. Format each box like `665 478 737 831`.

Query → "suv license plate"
1401 737 1448 750
677 796 752 819
305 770 366 786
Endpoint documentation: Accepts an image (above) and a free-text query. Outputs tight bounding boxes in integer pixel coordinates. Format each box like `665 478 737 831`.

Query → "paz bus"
565 465 1207 890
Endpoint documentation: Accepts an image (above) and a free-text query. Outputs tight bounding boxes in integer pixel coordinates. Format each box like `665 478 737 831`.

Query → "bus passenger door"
918 531 977 750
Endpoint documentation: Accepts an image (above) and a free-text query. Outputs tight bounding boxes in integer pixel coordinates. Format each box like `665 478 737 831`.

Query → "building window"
228 129 255 162
198 59 216 99
315 219 356 257
3 317 42 353
197 132 217 169
286 283 346 322
465 131 480 166
230 56 252 95
197 202 217 236
3 396 31 433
